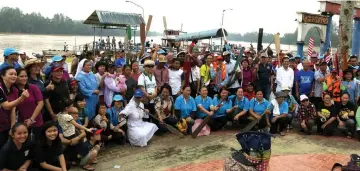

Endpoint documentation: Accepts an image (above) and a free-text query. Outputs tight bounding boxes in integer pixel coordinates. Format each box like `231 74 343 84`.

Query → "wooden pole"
339 1 355 71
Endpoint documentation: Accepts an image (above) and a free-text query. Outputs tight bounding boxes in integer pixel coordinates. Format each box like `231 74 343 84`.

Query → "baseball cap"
281 86 291 91
86 128 103 138
3 48 18 57
19 51 26 55
113 95 124 101
300 94 309 101
52 55 63 62
158 55 167 63
260 52 268 58
223 51 230 56
69 78 79 85
275 91 286 98
134 89 144 98
51 63 64 72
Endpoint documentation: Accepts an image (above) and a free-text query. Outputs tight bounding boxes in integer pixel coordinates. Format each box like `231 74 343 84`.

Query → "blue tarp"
175 28 228 41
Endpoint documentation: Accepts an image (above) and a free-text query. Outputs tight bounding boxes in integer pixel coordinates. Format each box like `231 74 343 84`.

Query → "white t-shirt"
138 73 156 95
169 69 184 95
57 113 75 138
190 66 200 82
224 60 240 88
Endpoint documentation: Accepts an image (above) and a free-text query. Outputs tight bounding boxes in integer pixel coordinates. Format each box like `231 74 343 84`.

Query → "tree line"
0 7 161 36
0 7 340 47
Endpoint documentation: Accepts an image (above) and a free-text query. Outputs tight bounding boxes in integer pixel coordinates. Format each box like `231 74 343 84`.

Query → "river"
0 33 320 57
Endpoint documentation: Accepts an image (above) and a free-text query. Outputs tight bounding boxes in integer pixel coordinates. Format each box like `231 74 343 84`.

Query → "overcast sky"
1 0 338 34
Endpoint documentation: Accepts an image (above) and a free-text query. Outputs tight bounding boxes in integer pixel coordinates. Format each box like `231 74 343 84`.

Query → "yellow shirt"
200 64 211 84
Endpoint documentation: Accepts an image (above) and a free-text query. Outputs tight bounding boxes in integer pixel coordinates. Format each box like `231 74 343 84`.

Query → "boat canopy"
83 10 144 27
174 28 228 41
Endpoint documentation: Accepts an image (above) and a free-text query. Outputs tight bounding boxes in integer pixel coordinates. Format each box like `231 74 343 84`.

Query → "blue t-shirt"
212 97 232 118
106 107 123 126
115 58 126 67
195 96 214 119
229 95 250 113
0 62 21 71
174 95 196 118
267 101 289 119
249 98 269 115
295 70 315 95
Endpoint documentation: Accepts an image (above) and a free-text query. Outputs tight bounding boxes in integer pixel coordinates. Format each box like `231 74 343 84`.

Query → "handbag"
226 131 271 170
332 154 360 171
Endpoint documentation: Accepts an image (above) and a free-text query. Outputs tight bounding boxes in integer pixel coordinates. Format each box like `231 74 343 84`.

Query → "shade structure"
83 10 144 27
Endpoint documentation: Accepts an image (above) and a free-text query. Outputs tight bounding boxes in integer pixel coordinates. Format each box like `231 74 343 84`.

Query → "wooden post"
339 1 355 70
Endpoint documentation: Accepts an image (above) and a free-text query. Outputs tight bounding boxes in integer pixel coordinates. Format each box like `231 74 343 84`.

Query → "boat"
42 49 75 57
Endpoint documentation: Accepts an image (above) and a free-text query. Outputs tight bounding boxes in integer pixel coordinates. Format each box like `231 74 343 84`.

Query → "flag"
307 37 314 59
126 25 132 40
325 41 332 63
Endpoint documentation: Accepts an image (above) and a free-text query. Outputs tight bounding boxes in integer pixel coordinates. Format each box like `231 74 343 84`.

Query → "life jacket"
325 76 341 102
214 63 226 85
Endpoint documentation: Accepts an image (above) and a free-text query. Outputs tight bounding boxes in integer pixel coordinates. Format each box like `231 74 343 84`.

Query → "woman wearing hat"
44 64 70 121
297 95 316 134
25 58 47 94
106 95 127 138
138 60 158 116
120 89 158 147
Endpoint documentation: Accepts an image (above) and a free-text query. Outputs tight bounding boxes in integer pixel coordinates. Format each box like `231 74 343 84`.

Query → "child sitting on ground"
77 128 102 171
57 98 93 140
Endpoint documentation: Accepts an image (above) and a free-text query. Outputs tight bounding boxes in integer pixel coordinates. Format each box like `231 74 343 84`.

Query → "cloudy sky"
1 0 337 34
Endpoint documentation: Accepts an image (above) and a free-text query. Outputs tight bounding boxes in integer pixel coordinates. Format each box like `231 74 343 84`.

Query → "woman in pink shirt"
16 68 44 140
240 59 254 89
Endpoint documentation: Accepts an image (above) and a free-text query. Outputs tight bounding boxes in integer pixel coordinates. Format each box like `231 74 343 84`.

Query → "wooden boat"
42 49 75 57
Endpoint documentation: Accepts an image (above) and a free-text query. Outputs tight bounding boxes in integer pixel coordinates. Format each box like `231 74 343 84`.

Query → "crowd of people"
0 40 360 170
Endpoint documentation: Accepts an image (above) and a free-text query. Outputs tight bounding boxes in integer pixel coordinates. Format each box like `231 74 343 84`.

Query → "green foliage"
0 7 161 36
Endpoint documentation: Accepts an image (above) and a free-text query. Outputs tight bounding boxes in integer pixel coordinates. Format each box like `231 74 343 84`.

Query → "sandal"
82 164 95 171
280 132 286 136
91 159 98 164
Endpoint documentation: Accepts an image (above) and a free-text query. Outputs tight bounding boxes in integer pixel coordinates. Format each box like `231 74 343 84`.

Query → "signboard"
302 13 328 25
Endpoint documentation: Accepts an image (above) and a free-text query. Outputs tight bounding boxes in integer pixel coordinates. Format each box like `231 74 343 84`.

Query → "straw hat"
24 58 43 69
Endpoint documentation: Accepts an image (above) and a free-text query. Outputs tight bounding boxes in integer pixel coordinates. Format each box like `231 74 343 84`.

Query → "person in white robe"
120 89 158 147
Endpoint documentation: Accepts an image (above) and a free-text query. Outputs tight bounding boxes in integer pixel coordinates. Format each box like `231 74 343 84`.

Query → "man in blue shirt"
265 91 289 136
295 60 315 101
0 48 21 71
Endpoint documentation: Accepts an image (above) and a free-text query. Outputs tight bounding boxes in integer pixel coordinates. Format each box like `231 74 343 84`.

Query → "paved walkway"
74 130 360 171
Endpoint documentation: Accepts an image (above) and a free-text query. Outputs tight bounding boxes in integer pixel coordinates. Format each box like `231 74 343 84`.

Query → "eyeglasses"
145 65 154 68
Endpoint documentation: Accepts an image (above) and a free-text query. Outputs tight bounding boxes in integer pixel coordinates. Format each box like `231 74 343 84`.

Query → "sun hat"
113 95 124 101
52 55 63 62
24 58 43 69
275 91 286 98
144 60 155 66
158 55 167 63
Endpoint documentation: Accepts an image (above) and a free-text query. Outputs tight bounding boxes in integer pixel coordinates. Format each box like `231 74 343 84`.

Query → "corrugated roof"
83 10 144 27
175 28 228 41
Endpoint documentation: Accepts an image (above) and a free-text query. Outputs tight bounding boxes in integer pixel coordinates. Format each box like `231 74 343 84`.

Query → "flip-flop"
280 132 286 136
82 165 95 171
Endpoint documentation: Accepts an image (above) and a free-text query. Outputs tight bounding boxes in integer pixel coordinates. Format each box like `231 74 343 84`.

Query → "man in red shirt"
188 39 198 55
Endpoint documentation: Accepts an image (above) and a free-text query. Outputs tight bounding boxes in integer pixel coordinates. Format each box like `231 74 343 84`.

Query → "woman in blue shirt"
228 88 250 125
249 90 270 130
341 69 356 104
210 88 237 131
195 87 214 119
174 86 196 133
